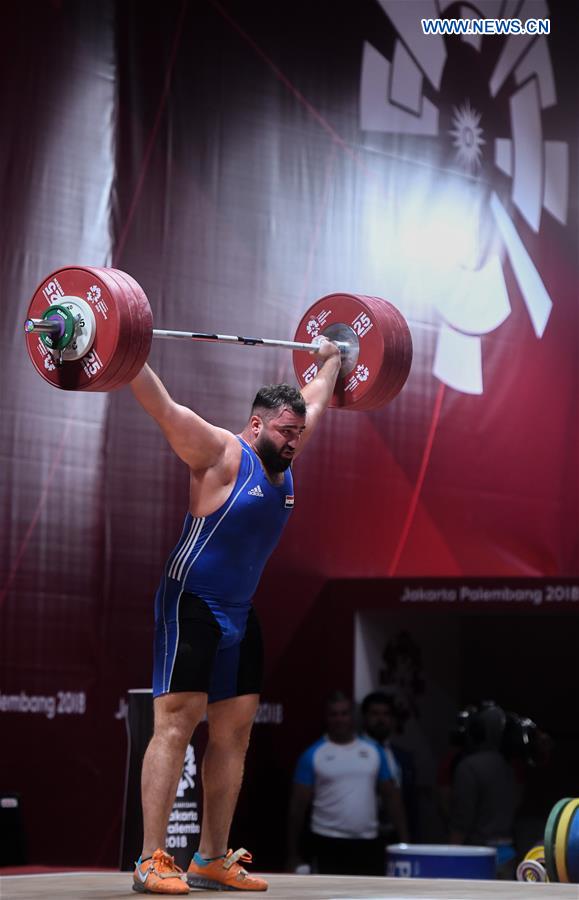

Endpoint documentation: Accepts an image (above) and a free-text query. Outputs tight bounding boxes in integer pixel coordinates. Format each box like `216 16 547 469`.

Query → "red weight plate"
332 297 411 412
82 267 144 392
293 294 384 410
293 293 412 411
25 267 128 391
99 269 146 390
80 267 138 392
377 298 413 402
108 268 153 385
354 297 413 410
350 298 403 411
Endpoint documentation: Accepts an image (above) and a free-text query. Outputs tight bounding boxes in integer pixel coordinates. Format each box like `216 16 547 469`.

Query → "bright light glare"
398 182 484 272
367 175 488 280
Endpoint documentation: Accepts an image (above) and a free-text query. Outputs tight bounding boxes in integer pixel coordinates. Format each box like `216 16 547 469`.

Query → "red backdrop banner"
0 0 577 868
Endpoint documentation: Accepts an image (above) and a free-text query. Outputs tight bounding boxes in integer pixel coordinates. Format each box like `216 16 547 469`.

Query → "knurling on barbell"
24 266 412 410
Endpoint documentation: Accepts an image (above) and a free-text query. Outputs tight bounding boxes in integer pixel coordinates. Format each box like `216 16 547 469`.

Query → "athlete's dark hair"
251 383 306 418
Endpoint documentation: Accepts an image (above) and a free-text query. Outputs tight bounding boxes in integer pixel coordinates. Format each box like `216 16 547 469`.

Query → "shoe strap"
157 869 184 879
224 848 251 870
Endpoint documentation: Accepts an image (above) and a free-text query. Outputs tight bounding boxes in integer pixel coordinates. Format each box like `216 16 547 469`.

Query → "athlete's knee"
207 694 259 749
208 713 256 751
208 727 253 759
155 718 195 752
153 692 206 746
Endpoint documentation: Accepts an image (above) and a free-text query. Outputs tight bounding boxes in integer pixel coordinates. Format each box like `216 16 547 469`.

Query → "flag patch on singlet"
285 495 294 508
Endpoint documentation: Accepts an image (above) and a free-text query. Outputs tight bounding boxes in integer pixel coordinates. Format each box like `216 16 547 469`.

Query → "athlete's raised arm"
130 363 233 470
294 337 341 458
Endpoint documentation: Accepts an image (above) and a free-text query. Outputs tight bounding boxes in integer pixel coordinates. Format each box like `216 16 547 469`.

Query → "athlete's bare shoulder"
214 428 243 480
188 429 242 516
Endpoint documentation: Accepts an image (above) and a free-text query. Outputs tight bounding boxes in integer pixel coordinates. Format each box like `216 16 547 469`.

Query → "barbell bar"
25 317 349 355
25 319 64 336
24 266 413 410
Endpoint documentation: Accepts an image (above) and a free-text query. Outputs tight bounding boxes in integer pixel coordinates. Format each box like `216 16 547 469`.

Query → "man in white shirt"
287 691 408 875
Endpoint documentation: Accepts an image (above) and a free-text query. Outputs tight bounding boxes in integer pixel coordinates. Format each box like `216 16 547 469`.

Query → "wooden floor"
1 872 578 900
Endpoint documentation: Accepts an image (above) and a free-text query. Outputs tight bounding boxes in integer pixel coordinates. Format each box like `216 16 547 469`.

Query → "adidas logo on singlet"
248 485 264 497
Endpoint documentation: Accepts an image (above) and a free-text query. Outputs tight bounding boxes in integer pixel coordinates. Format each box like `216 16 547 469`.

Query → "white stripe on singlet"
168 516 205 581
161 520 203 689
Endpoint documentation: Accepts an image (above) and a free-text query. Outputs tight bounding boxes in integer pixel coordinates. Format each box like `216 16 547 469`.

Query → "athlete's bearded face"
253 407 306 473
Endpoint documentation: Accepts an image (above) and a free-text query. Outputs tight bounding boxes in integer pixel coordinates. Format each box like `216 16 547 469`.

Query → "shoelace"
152 850 184 876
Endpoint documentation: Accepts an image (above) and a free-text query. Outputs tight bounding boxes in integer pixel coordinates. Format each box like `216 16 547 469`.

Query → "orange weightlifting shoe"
187 848 268 891
133 848 189 894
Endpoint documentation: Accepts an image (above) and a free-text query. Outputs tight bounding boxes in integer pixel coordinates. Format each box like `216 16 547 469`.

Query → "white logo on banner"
449 99 485 173
176 744 197 797
360 0 568 395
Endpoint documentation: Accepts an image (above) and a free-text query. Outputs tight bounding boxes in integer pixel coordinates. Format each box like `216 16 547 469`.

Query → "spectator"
437 705 474 826
287 691 408 875
448 702 522 879
361 691 418 841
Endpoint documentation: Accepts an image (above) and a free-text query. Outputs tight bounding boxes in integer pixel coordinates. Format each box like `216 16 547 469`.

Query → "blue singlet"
152 436 294 697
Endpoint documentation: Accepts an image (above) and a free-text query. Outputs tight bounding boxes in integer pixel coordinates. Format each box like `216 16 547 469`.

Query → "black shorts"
153 592 264 703
311 833 385 876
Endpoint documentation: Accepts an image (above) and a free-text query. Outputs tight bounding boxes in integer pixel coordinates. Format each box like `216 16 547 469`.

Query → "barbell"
23 266 413 410
517 797 579 883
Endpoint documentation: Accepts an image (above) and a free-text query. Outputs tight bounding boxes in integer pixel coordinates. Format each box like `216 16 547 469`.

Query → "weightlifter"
130 338 341 894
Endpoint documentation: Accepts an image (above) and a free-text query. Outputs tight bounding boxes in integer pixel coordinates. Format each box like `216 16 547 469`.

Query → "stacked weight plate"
516 844 548 882
519 797 579 884
25 266 153 391
292 293 412 412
